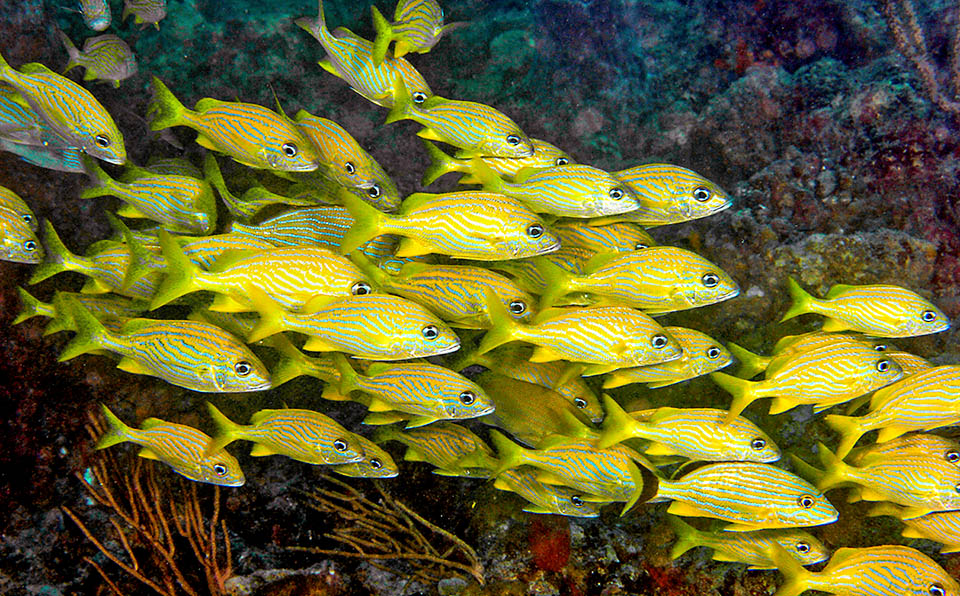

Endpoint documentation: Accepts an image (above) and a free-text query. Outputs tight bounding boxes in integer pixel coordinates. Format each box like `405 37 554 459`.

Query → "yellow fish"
421 138 572 186
0 204 41 264
494 468 606 517
603 163 733 226
370 0 465 63
603 326 733 389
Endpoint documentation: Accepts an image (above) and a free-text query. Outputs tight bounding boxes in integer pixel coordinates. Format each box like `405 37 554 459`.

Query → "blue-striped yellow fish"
247 290 460 360
849 433 960 469
825 365 960 458
146 156 203 178
97 405 244 486
374 422 499 477
386 75 533 158
655 461 838 531
0 206 41 264
537 247 740 312
148 77 318 172
339 188 559 261
0 185 36 230
122 0 166 29
782 277 950 338
885 350 933 377
421 138 573 186
59 32 137 88
602 163 732 226
206 403 363 466
79 0 112 31
0 52 125 164
15 288 147 335
60 298 271 393
0 89 84 171
159 232 277 271
326 354 493 427
551 220 655 255
494 468 606 517
0 134 84 173
329 434 399 478
371 0 464 63
770 543 959 596
869 503 960 554
296 0 433 108
730 332 887 379
604 327 733 389
668 515 828 570
597 395 781 463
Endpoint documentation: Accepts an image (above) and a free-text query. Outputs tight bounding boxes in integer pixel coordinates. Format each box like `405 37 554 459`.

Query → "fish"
96 404 244 486
79 0 112 31
147 77 319 172
370 0 465 63
0 185 37 230
668 515 829 569
654 461 839 531
206 403 364 466
122 0 166 29
247 289 461 360
0 90 84 172
374 422 498 476
729 332 887 379
81 157 217 235
0 205 42 264
599 163 733 226
884 350 933 377
781 277 950 338
421 138 573 186
0 134 84 173
145 156 203 178
15 288 148 335
59 297 272 393
597 395 782 463
59 32 137 88
536 247 740 312
338 187 560 261
386 75 533 158
0 52 125 164
849 433 960 468
769 543 959 596
493 468 606 517
326 354 494 428
824 365 960 458
603 326 734 389
551 220 655 255
295 0 433 108
328 434 399 478
868 503 960 554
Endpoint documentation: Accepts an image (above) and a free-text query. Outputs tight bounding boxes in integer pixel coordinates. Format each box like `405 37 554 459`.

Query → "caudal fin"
58 296 111 362
147 76 188 131
95 404 131 449
667 515 704 560
420 139 466 186
369 5 394 66
384 73 414 125
205 402 244 454
823 414 865 459
476 290 520 356
57 29 81 73
13 287 51 325
488 429 528 476
727 341 770 379
338 190 388 255
532 257 574 310
150 230 202 309
780 277 816 322
30 220 85 284
709 372 759 423
596 393 640 449
768 543 812 596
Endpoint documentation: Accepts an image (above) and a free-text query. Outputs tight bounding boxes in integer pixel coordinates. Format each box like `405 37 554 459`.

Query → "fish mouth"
98 153 127 166
538 239 561 255
244 380 274 392
428 341 461 357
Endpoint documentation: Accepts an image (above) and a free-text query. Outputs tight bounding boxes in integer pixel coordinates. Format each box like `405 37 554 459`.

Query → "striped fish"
247 290 460 360
849 433 960 469
602 163 732 226
0 135 84 173
59 298 271 393
782 277 950 338
885 350 933 377
294 109 400 212
825 365 960 458
870 504 960 553
371 0 463 63
669 515 828 570
536 247 740 313
339 188 559 261
655 462 839 531
604 326 734 389
731 331 888 379
0 185 36 230
260 334 341 389
59 32 137 88
145 156 203 178
0 206 41 263
386 75 533 158
148 77 318 172
770 544 959 596
375 422 499 477
494 468 606 517
329 434 399 478
712 341 903 421
80 0 112 31
122 0 166 29
295 0 433 108
326 355 494 427
96 405 245 486
551 220 655 255
15 288 147 335
421 138 574 186
0 89 84 171
0 52 125 164
597 396 781 463
206 403 363 466
172 233 277 270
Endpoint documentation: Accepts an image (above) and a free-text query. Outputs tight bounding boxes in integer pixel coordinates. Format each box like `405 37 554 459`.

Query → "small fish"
0 134 84 173
869 503 960 554
15 288 147 335
0 52 125 164
296 0 433 108
79 0 112 31
781 277 950 338
59 298 271 393
370 0 464 63
339 187 559 261
96 404 244 486
668 515 828 570
206 403 363 466
770 543 959 596
386 75 533 158
601 163 732 226
730 332 886 379
849 433 960 469
59 32 137 88
603 327 734 389
122 0 166 29
494 468 605 518
375 422 497 476
655 461 839 531
0 185 37 230
551 220 655 256
421 138 573 186
148 77 319 172
0 205 41 263
597 395 781 463
329 434 399 478
0 88 84 172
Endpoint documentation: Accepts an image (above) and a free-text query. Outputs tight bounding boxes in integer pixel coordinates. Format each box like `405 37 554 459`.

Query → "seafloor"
0 0 959 594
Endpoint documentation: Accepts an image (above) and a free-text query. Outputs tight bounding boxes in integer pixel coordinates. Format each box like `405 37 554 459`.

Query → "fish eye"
922 310 937 322
367 185 382 198
23 240 37 252
421 324 439 340
459 390 476 405
876 359 890 372
282 142 298 157
508 300 527 315
573 397 587 409
634 242 648 250
351 281 371 295
701 273 720 287
609 188 624 200
370 458 383 469
706 346 722 359
94 134 110 148
555 157 569 166
22 214 32 223
930 584 946 596
873 344 888 351
651 334 668 349
333 438 348 452
571 495 584 508
798 494 815 509
955 482 960 494
213 463 228 476
750 437 767 450
525 224 544 238
345 162 356 174
795 541 810 554
946 450 960 464
692 186 711 202
234 361 252 376
506 134 521 146
412 91 428 104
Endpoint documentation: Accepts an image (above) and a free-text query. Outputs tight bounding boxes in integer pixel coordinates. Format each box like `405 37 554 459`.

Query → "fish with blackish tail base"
374 422 499 477
869 503 960 554
603 327 733 390
58 31 137 88
781 277 950 338
122 0 166 29
147 77 319 172
494 468 606 517
370 0 465 64
421 138 573 186
97 405 245 486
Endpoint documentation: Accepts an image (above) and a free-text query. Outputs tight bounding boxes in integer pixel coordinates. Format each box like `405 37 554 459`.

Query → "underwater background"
1 0 959 594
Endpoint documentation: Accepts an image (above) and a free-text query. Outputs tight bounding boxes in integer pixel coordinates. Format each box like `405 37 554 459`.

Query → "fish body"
329 434 399 478
0 185 36 230
781 277 950 338
551 220 655 255
375 422 499 476
96 405 244 486
872 506 960 553
173 233 277 269
494 468 606 517
59 32 137 88
603 326 734 389
80 0 112 31
849 433 960 468
16 288 147 335
421 138 573 186
122 0 166 29
607 163 732 226
371 0 460 63
0 206 41 263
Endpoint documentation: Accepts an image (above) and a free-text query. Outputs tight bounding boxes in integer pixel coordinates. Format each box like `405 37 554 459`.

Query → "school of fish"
2 1 958 593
